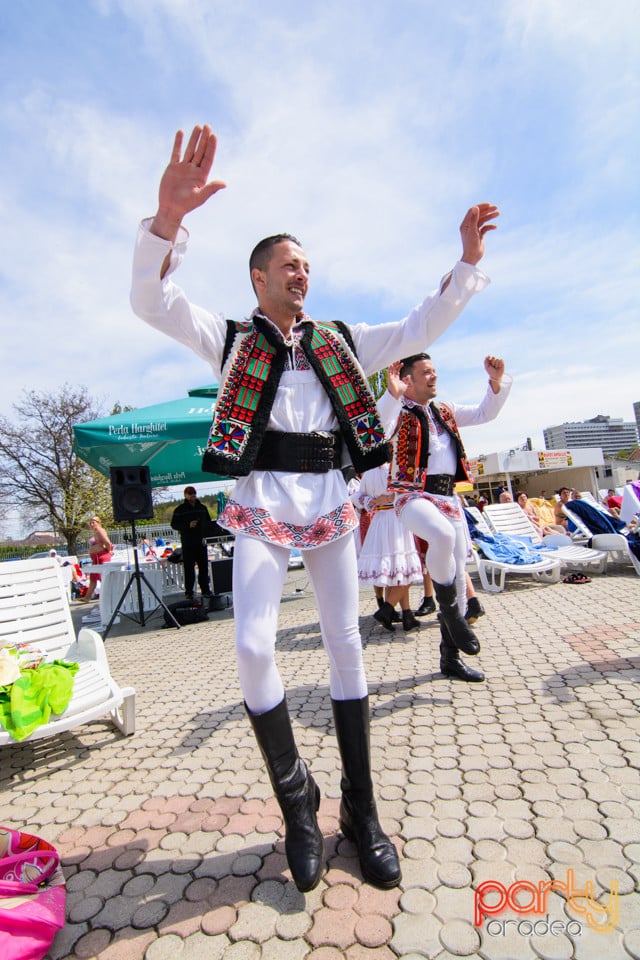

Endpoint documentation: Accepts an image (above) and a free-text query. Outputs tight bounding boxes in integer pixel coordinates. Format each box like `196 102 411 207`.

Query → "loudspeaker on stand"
109 466 154 522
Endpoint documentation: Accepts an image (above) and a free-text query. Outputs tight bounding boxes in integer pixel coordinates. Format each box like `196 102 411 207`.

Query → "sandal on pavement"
563 573 591 584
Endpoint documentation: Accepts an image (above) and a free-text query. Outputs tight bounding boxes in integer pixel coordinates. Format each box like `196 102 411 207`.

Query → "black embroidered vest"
389 400 471 491
202 315 391 477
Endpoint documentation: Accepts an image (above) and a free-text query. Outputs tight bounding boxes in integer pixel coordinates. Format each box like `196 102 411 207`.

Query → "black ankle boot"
438 616 484 682
465 596 485 624
376 596 401 621
402 609 419 632
373 601 396 631
432 580 480 655
246 698 324 892
415 595 436 617
332 697 401 889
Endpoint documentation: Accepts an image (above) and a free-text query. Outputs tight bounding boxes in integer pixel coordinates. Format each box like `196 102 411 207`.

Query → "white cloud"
1 0 638 466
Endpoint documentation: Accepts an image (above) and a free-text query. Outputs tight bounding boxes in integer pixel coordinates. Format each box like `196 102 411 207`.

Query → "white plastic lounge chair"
482 502 607 576
562 503 640 577
0 558 135 746
465 505 491 533
578 491 600 507
464 506 562 593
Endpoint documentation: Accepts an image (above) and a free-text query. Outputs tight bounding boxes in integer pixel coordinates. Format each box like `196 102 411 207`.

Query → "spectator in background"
81 516 113 602
140 536 158 559
171 486 214 601
554 487 572 529
515 491 565 536
604 488 623 517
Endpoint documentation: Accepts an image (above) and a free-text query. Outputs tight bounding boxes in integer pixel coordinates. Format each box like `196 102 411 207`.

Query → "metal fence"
2 522 232 562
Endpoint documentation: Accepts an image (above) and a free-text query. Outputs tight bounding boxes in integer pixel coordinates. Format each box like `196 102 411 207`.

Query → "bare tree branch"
0 384 114 553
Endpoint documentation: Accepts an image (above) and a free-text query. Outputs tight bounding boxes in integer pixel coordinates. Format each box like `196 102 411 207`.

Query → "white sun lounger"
562 502 640 577
0 557 135 746
464 506 562 593
482 502 607 577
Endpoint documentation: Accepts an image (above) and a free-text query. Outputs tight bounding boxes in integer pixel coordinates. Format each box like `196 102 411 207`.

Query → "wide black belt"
424 474 456 497
254 431 342 473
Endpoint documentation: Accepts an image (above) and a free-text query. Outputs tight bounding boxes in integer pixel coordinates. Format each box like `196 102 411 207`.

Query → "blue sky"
2 0 639 470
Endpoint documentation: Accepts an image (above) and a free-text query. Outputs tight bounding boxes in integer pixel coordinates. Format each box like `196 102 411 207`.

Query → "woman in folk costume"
130 123 498 892
357 364 423 633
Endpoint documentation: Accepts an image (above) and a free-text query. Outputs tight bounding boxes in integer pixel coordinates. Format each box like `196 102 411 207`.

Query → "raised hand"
152 125 227 241
460 203 499 265
387 360 408 400
484 354 505 385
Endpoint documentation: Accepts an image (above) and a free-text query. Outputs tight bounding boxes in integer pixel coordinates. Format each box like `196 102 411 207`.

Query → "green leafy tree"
368 368 388 400
0 385 114 554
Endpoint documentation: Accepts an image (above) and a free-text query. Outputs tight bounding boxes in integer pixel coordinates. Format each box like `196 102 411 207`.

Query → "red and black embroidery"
202 316 390 477
301 322 389 473
390 400 471 491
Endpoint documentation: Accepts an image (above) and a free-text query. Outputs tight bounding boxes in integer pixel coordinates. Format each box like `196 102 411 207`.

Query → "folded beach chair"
463 507 562 593
0 558 135 745
482 502 607 577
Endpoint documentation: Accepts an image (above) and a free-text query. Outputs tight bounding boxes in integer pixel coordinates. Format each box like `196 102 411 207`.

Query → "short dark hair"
184 486 196 495
249 234 302 275
399 353 431 379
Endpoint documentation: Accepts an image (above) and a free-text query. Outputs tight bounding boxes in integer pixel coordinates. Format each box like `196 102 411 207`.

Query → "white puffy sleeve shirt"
130 221 491 549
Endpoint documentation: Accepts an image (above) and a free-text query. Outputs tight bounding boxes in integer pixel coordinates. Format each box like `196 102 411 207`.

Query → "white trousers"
398 498 468 614
232 533 367 714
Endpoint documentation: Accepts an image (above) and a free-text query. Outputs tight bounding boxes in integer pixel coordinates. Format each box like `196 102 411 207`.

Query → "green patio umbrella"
73 386 227 488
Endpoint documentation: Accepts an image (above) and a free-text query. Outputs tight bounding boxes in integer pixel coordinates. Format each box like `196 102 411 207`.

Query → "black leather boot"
438 615 484 682
432 580 480 655
246 698 324 892
465 596 485 624
415 595 436 617
376 596 401 621
402 608 420 632
373 601 396 631
332 697 401 889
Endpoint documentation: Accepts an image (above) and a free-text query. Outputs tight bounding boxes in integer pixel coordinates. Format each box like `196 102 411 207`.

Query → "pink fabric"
0 825 66 960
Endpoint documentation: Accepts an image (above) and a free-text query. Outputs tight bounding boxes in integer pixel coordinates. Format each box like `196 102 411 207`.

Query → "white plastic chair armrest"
590 534 628 550
75 627 111 670
542 534 573 547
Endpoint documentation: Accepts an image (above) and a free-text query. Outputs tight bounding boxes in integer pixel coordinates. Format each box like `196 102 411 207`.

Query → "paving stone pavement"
1 562 640 959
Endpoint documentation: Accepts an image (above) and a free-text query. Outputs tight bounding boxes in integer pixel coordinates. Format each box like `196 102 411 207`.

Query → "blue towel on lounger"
563 500 626 535
471 531 550 565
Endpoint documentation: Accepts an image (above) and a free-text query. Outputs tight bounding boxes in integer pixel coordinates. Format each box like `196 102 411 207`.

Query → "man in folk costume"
130 123 499 892
389 353 512 681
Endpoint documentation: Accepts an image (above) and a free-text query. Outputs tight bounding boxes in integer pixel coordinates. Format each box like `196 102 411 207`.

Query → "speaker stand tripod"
102 520 180 639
